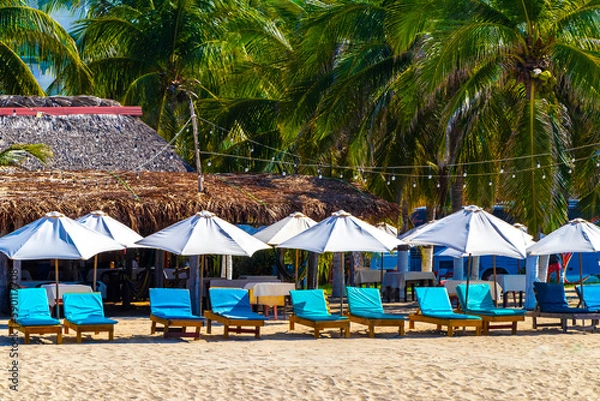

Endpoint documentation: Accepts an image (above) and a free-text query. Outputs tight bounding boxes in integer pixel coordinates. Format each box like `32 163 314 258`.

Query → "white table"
41 283 94 307
382 271 437 301
354 268 384 286
496 275 526 306
243 282 295 320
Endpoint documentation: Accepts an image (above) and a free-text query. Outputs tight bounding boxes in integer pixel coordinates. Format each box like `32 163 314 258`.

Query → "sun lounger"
8 288 62 344
408 287 482 336
289 289 350 338
149 288 204 340
204 288 266 338
528 282 600 332
63 292 117 342
575 285 600 312
346 286 405 337
455 284 525 335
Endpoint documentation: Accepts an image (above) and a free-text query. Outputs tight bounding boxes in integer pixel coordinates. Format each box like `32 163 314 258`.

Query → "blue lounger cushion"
456 284 526 317
575 285 600 312
534 282 589 313
13 288 60 326
149 288 204 321
346 287 406 320
415 287 481 320
63 292 118 325
209 288 267 320
289 289 348 321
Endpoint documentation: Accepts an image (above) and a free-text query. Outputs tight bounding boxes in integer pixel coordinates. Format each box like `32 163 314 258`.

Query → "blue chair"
289 289 349 338
575 285 600 312
63 292 117 342
149 288 204 340
531 282 599 332
408 287 482 336
8 288 62 344
456 284 526 335
204 288 267 338
346 286 406 337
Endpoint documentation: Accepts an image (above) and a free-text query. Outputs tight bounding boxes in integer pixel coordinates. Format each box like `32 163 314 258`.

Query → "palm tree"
387 0 600 236
0 0 91 95
73 0 294 172
0 144 53 166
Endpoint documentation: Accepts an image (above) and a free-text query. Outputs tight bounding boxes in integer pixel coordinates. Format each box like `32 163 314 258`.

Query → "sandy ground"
2 298 600 401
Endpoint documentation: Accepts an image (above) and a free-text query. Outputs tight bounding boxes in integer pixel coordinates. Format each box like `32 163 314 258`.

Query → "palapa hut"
0 96 399 314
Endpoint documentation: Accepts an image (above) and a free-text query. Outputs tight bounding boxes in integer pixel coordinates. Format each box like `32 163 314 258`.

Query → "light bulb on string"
500 166 504 174
463 171 467 177
542 173 546 179
537 161 541 168
488 181 492 186
436 182 440 188
568 168 572 174
244 167 249 172
386 180 390 185
207 161 211 167
413 181 417 188
428 173 432 179
392 174 396 181
282 171 287 177
512 173 516 179
339 173 343 178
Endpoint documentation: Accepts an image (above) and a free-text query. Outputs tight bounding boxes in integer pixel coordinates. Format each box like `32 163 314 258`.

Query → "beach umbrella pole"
199 255 205 315
295 249 299 289
465 254 472 308
340 253 345 314
93 254 98 292
492 255 498 307
579 253 584 301
55 259 60 319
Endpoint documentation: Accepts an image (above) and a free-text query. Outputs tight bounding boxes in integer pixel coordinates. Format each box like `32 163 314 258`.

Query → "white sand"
3 312 600 401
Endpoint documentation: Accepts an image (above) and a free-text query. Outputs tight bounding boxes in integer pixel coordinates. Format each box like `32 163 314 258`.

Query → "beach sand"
2 302 600 401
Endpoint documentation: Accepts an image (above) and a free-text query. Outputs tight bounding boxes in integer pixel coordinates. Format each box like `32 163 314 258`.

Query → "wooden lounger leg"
76 330 82 343
483 322 490 336
64 326 69 334
224 325 229 339
475 326 481 336
151 321 156 335
399 324 405 336
314 328 320 338
194 327 201 341
57 331 63 344
206 319 212 334
289 318 295 331
511 322 518 335
532 317 538 329
447 326 454 337
344 327 350 338
255 327 260 339
408 320 415 329
164 324 169 339
109 328 114 341
368 325 375 338
24 333 31 344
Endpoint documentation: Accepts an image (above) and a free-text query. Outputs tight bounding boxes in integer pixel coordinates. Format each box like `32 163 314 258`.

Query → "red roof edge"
0 106 143 116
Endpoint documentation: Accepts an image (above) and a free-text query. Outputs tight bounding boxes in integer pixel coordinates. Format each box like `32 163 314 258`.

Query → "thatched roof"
0 171 399 236
0 95 188 172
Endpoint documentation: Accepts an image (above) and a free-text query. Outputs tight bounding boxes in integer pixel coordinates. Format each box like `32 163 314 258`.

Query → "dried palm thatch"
0 95 188 172
0 171 399 235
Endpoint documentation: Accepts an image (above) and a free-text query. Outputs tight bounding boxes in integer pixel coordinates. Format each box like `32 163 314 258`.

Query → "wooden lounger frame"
150 315 203 340
408 310 482 336
289 314 350 338
64 320 115 343
203 311 264 339
347 314 405 338
8 320 63 344
476 315 524 335
526 311 600 333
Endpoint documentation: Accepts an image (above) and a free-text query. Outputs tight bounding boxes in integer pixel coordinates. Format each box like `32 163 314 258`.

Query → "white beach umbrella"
403 205 532 304
77 210 146 291
77 210 144 248
0 211 125 317
403 205 530 259
277 210 404 311
527 218 600 299
253 212 318 288
136 210 271 312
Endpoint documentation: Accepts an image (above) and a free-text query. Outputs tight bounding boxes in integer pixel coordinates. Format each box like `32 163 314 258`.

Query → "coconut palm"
72 0 295 172
0 0 92 95
386 0 600 236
